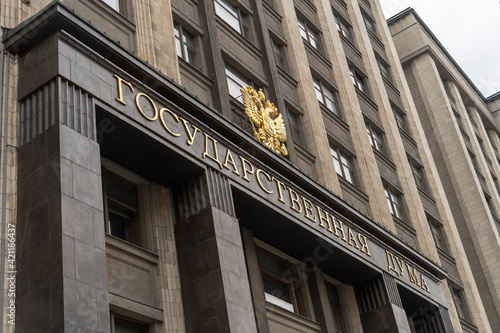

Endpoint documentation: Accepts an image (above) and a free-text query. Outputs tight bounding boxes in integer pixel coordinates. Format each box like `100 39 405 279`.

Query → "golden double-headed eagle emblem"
241 86 288 156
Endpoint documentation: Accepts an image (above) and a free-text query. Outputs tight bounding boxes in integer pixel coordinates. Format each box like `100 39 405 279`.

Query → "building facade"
0 0 496 332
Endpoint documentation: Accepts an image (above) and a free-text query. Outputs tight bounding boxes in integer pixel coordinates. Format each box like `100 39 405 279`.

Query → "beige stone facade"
0 0 497 332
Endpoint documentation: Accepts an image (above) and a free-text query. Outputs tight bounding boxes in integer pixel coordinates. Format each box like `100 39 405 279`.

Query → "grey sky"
379 0 500 98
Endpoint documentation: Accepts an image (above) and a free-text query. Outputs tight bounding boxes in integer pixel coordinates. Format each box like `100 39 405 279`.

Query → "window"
362 12 377 36
174 23 197 66
272 39 288 71
365 123 384 153
392 106 408 132
331 146 354 184
429 219 447 250
334 15 354 43
102 0 120 12
384 185 404 220
288 110 306 147
377 58 392 82
349 66 367 93
409 160 426 189
298 17 319 49
450 287 469 320
484 192 497 217
257 248 305 315
477 136 487 157
313 77 339 115
468 150 479 170
225 64 251 103
103 170 141 246
326 282 346 333
492 174 500 195
113 314 148 333
215 0 249 38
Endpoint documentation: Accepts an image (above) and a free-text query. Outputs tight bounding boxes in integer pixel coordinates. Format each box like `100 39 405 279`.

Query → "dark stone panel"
17 175 30 217
72 163 103 209
17 284 51 332
26 201 50 251
49 195 63 238
50 277 64 327
63 277 100 331
187 240 219 280
28 236 63 288
30 158 61 209
62 234 76 280
18 132 47 179
46 125 61 162
61 194 96 246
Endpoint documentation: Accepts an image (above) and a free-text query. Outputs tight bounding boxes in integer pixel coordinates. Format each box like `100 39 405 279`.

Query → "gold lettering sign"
386 250 430 293
241 86 288 156
114 74 373 260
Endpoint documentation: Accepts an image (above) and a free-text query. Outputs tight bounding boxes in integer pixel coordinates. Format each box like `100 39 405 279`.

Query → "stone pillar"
16 79 110 332
17 125 110 332
174 169 258 332
355 273 411 333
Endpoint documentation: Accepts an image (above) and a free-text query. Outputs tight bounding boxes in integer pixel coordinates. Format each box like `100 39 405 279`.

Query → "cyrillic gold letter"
288 188 302 213
203 133 222 169
256 169 272 193
114 74 134 105
180 118 201 146
272 177 287 204
135 92 158 121
239 156 255 182
159 107 181 136
358 234 371 256
223 149 241 176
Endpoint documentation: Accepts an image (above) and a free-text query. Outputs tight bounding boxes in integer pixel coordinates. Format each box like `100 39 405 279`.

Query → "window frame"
225 63 253 103
272 38 289 71
214 0 250 38
330 146 355 184
362 11 377 36
102 168 142 246
333 14 354 44
349 65 367 93
174 22 198 67
288 108 306 147
384 184 404 220
298 16 320 50
365 122 385 153
409 159 427 190
112 313 149 333
257 247 306 316
428 219 447 251
450 286 470 321
392 105 408 132
325 282 347 333
313 76 340 116
377 57 392 83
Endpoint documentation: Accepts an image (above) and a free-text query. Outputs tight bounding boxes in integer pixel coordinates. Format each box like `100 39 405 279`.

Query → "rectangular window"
325 282 346 333
377 58 392 82
215 0 249 38
298 17 319 49
313 77 339 115
257 248 305 315
363 12 377 36
468 150 479 170
334 14 354 43
225 64 251 103
384 185 403 220
272 39 288 71
429 219 447 250
392 106 408 132
288 111 306 147
484 192 497 217
349 66 367 93
450 287 469 320
103 170 141 246
174 23 197 67
331 146 354 184
366 123 384 153
102 0 120 12
113 314 148 333
409 160 426 189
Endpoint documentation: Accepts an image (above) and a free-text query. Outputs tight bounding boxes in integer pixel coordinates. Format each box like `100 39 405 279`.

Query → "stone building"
0 0 496 332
